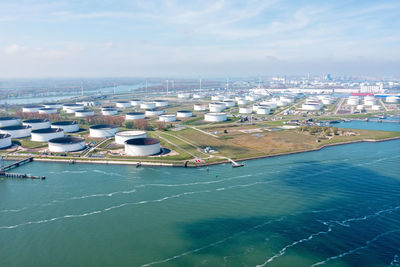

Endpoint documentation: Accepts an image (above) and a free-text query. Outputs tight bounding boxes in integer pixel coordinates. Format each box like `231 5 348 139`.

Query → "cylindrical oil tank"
194 104 207 111
43 103 62 109
211 95 224 101
38 108 58 114
159 114 176 122
257 107 270 115
63 104 84 113
115 131 147 145
145 109 163 116
222 100 235 107
48 136 85 152
22 105 43 113
386 96 400 103
116 101 131 108
140 102 156 109
239 107 252 114
204 113 227 122
124 137 160 156
125 112 145 120
89 124 119 138
51 121 79 133
0 125 32 138
154 100 168 107
0 133 12 149
209 102 226 112
102 108 118 116
176 110 193 118
130 99 143 106
74 109 94 117
31 128 64 142
0 117 20 127
22 119 50 130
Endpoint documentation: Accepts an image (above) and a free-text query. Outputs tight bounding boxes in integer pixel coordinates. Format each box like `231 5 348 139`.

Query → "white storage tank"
356 104 365 110
347 96 359 106
126 112 145 120
280 96 295 103
252 105 260 111
130 99 143 106
115 131 147 145
211 95 224 101
194 104 207 111
371 105 382 111
31 128 64 142
0 133 12 149
302 103 322 111
245 95 258 102
177 93 191 99
223 100 235 108
260 101 277 109
39 108 58 114
0 117 20 127
209 102 226 112
154 100 168 107
48 136 85 153
101 108 118 116
159 114 176 122
51 121 79 133
140 102 156 109
193 94 205 99
22 105 43 113
22 119 50 130
176 110 193 118
277 101 289 107
43 103 62 109
125 137 161 156
237 99 248 105
63 103 84 113
257 107 270 115
0 125 32 138
75 109 94 117
239 107 252 114
386 96 400 103
364 96 376 106
115 101 131 108
204 112 227 122
89 124 119 138
145 109 163 116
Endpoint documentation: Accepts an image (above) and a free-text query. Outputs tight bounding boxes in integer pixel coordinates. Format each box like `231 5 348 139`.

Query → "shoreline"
5 136 400 168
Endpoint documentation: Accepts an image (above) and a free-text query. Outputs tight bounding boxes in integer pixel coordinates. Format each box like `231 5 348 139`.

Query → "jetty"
0 157 45 180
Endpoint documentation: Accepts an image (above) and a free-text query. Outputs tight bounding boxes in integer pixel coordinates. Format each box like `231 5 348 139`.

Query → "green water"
1 140 400 266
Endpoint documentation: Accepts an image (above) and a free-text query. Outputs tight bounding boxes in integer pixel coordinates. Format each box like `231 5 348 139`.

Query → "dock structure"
1 157 34 172
0 157 45 180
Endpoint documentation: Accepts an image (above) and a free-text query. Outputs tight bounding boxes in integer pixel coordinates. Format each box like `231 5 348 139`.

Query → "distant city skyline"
0 0 399 78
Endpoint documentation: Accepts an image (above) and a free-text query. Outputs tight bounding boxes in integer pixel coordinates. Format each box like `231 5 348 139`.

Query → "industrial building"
51 121 79 133
31 128 64 142
125 137 161 156
89 124 119 138
48 136 85 152
22 119 50 130
115 131 147 145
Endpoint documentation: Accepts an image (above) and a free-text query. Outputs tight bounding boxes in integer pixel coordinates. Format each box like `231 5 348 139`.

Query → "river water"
1 140 399 266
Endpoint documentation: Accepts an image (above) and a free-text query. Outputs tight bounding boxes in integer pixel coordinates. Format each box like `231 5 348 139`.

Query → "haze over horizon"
0 0 399 78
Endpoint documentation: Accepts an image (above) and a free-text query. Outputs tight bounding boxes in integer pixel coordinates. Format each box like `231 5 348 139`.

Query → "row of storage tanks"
0 116 161 156
347 96 382 111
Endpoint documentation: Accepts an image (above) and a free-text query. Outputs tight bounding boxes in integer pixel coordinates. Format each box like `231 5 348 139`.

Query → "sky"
0 0 399 78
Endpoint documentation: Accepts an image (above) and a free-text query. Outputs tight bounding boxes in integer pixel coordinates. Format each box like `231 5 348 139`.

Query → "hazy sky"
0 0 399 78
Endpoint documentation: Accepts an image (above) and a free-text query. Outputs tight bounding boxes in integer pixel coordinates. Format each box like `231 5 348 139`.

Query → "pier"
0 157 45 180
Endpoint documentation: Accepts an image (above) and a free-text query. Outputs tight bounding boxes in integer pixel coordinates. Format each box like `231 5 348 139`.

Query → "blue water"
0 140 400 266
332 120 400 132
